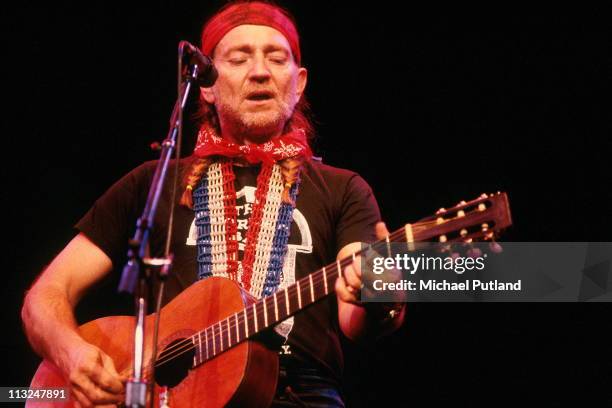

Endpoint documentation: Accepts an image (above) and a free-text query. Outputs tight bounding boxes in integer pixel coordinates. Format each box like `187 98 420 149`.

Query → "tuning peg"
480 193 488 199
458 200 467 206
439 235 448 243
478 203 487 211
457 210 465 218
438 243 452 253
489 241 503 253
436 216 445 225
467 247 483 258
436 207 446 215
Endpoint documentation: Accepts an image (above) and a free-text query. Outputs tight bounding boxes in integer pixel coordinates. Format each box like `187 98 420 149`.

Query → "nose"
248 54 271 83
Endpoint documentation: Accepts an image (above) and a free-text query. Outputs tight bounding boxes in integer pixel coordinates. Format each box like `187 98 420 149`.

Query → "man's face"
201 24 307 143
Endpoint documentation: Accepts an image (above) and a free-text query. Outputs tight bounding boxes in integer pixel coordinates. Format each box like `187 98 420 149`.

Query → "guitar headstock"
410 192 512 244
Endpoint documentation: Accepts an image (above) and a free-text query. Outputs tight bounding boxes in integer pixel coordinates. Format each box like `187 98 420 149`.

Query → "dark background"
3 2 611 406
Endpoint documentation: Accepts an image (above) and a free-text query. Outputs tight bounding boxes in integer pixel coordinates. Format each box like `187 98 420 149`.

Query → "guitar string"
148 213 493 370
149 230 405 368
149 227 415 369
138 214 496 379
150 259 345 370
138 251 355 380
149 242 380 370
135 251 376 381
149 245 364 368
149 220 492 370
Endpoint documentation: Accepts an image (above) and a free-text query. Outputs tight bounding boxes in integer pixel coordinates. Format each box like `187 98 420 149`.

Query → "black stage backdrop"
2 2 611 406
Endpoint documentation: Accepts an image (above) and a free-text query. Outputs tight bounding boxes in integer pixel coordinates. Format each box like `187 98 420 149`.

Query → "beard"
216 95 295 144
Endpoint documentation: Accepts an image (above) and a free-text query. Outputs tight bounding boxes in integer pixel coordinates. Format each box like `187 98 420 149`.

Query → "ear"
295 67 308 100
200 86 215 104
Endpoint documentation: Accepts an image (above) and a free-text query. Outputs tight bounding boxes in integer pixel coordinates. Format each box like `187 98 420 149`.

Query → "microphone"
179 41 218 87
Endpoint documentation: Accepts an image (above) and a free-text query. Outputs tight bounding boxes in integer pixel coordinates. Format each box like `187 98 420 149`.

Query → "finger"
375 221 390 240
97 352 125 393
91 370 123 396
351 254 362 278
335 276 358 304
118 369 130 383
89 366 124 398
71 387 92 408
75 375 124 406
343 264 362 291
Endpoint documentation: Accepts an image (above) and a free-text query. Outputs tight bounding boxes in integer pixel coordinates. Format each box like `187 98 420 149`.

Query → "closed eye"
228 58 247 65
268 52 288 65
269 57 288 65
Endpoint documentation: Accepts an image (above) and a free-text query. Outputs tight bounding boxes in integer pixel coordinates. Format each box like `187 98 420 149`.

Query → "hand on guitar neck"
335 221 406 341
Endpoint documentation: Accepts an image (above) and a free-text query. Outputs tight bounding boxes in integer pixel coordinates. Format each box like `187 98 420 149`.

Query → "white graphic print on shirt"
185 186 313 339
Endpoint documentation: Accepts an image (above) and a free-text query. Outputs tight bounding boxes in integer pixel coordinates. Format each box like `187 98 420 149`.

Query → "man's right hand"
59 340 126 407
21 233 124 406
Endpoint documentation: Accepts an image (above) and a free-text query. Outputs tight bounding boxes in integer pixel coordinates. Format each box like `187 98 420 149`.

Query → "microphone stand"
118 48 202 408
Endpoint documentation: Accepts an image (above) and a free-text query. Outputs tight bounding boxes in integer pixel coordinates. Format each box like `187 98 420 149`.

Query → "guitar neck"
190 192 512 365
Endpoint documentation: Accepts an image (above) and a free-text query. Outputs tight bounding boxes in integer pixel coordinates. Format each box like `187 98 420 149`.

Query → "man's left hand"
335 222 390 305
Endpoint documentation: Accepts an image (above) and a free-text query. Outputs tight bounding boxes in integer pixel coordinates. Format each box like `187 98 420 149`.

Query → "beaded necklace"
193 160 300 298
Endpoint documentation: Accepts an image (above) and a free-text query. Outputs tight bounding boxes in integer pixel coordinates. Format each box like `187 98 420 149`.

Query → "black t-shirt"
76 158 381 380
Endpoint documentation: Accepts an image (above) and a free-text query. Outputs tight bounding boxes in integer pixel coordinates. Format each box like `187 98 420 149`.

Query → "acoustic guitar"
28 193 512 407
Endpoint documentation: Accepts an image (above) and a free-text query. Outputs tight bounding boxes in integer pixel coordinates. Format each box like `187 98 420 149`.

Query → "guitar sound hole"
155 338 196 388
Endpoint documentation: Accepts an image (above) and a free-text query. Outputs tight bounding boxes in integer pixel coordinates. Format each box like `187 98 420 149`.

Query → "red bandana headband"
201 1 301 65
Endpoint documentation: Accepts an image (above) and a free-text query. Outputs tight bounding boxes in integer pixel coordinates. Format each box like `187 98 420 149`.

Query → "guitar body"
28 277 279 408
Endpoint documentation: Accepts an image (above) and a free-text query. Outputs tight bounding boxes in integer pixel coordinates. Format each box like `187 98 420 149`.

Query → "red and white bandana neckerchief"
193 124 311 164
192 124 311 298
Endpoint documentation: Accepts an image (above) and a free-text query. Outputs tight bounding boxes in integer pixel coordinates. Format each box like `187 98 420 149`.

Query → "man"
21 2 405 406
